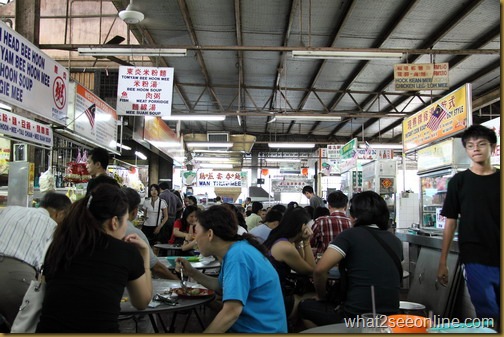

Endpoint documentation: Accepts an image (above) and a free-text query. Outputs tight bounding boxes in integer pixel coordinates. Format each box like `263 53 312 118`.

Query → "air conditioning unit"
207 132 229 150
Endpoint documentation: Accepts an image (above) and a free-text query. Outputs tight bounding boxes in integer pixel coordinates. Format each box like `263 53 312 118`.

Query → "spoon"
180 267 188 293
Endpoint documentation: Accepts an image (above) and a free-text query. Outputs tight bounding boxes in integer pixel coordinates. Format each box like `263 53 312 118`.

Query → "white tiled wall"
396 192 420 228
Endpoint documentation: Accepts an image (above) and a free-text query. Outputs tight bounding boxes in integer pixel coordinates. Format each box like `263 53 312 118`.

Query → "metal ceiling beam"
177 0 224 113
325 0 420 138
327 0 419 113
331 0 488 139
109 0 194 113
359 24 500 139
368 63 500 141
42 44 499 55
234 0 247 133
296 0 355 112
266 0 299 134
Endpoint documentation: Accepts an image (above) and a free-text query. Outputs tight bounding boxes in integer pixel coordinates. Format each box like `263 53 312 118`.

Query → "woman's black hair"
122 187 141 213
44 184 129 275
222 203 248 230
287 201 299 210
148 184 160 196
349 191 389 230
304 205 315 219
264 209 283 223
179 205 200 232
187 195 197 205
313 206 330 219
270 204 287 215
263 207 311 250
197 205 267 256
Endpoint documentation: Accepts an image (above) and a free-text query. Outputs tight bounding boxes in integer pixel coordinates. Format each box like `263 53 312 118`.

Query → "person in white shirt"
249 209 283 244
245 201 263 231
0 192 71 327
122 187 178 280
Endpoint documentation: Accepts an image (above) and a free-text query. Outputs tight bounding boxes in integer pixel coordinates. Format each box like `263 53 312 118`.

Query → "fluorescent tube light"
200 163 233 169
186 142 233 148
134 151 147 160
276 114 341 121
162 115 225 121
358 143 403 149
268 142 315 149
192 149 243 154
148 141 183 148
194 157 235 162
78 48 187 57
109 141 131 150
263 158 300 162
292 50 403 60
387 113 407 117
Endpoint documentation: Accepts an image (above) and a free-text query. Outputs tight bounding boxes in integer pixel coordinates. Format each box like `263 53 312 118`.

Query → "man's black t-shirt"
441 169 500 266
330 226 403 316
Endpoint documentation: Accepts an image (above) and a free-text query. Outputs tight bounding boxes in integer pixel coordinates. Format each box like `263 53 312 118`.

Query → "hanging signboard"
73 83 118 152
271 177 314 193
327 144 342 160
116 66 174 117
196 170 246 187
394 63 449 91
143 117 183 159
0 21 68 125
338 138 358 173
0 109 53 147
402 84 472 153
481 117 500 166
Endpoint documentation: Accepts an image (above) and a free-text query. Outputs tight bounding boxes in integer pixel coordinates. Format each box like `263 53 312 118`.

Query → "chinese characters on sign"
116 66 174 117
197 171 246 187
402 84 472 153
394 63 449 91
271 178 314 193
0 21 68 125
0 110 53 146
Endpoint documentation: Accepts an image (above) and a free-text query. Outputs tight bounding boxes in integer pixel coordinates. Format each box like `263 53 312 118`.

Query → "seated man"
122 187 179 280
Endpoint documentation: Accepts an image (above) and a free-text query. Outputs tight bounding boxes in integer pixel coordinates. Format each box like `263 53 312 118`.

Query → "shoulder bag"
10 275 45 333
10 242 51 333
361 226 403 283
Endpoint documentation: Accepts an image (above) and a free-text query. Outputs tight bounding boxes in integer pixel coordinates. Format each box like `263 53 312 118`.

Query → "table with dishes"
154 243 184 256
120 279 216 333
160 255 221 274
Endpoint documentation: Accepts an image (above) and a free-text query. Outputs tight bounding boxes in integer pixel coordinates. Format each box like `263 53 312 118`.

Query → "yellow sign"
394 63 449 91
402 84 472 153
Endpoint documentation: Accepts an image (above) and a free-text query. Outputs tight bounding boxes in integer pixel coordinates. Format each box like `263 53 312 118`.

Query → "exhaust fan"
119 0 144 24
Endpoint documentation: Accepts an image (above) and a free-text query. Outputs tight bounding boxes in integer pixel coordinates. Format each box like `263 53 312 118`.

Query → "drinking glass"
361 313 391 333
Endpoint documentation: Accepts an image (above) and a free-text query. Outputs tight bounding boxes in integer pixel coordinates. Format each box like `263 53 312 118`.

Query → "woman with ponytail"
36 184 152 333
176 205 287 333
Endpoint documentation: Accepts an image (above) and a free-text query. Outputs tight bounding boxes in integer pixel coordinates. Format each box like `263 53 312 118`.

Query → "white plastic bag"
39 169 55 193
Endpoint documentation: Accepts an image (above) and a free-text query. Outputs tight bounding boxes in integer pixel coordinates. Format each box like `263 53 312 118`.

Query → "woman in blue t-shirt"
176 205 287 333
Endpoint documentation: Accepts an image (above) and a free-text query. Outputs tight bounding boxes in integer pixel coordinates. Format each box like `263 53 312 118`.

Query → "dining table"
160 256 221 274
120 279 216 333
154 243 184 256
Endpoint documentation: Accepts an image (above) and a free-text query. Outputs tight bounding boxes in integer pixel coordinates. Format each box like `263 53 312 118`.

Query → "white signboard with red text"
196 170 246 187
0 21 68 125
0 109 53 147
116 66 174 117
